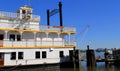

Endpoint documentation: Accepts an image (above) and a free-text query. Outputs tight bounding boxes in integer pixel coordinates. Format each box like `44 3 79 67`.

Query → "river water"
7 61 120 71
9 62 120 71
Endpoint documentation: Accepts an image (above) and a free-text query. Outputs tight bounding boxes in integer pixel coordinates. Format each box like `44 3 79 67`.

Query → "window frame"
18 52 24 59
9 34 15 41
0 34 4 40
35 51 40 59
11 52 16 60
42 51 46 58
17 35 21 41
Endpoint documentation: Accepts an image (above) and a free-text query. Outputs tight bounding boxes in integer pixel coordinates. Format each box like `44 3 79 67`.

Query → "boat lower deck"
0 48 74 67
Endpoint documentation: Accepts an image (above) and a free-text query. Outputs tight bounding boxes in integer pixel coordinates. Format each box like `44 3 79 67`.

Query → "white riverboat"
0 5 76 67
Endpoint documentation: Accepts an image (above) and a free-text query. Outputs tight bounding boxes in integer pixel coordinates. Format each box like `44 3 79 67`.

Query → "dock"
80 47 120 67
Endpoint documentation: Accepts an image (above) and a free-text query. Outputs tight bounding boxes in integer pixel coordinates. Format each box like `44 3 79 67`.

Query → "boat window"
17 35 21 41
0 53 4 59
0 34 4 40
22 10 26 14
59 51 64 58
9 34 15 41
35 51 40 59
18 52 24 59
11 52 16 60
42 51 46 58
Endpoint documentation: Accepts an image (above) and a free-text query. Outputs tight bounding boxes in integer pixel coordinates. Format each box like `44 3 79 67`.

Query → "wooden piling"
75 49 81 68
104 48 110 67
73 47 76 70
113 49 120 67
104 52 108 67
86 45 96 67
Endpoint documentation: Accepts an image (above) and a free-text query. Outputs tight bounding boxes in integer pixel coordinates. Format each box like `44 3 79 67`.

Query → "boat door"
0 53 4 66
0 34 4 47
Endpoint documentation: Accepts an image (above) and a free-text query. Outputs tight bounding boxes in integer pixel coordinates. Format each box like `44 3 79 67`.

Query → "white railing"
3 40 76 47
0 22 76 32
39 25 76 32
0 11 40 21
64 41 76 46
0 11 17 18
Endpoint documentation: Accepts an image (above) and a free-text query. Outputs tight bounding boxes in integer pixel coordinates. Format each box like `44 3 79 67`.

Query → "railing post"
26 39 27 48
12 40 13 48
40 38 42 46
52 38 54 46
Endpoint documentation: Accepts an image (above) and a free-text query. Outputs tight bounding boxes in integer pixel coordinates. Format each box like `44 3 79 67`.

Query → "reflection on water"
6 62 120 71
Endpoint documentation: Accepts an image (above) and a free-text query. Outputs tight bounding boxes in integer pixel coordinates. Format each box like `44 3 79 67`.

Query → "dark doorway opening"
0 34 4 40
17 35 21 41
0 53 4 66
9 34 15 41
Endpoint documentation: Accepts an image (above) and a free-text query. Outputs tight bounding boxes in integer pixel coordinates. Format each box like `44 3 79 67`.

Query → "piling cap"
87 45 90 50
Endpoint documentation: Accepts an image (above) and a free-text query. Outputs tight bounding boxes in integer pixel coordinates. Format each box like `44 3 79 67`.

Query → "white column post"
30 10 32 19
20 32 23 41
25 10 27 16
34 32 36 47
20 9 22 19
57 33 60 46
58 33 60 38
46 32 49 38
15 34 17 41
68 33 71 46
4 31 8 41
46 32 49 46
61 34 64 46
64 35 67 46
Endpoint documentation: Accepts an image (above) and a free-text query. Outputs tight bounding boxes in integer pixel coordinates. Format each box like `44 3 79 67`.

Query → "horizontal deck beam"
0 46 75 49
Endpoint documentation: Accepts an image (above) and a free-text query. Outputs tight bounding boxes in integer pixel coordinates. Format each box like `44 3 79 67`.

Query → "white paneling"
2 48 73 66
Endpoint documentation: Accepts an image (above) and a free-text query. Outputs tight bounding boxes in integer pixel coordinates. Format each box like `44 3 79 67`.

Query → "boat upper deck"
0 11 76 34
0 5 76 49
0 10 40 22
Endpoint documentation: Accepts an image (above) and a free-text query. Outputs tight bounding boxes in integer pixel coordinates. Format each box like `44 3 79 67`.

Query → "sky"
0 0 120 49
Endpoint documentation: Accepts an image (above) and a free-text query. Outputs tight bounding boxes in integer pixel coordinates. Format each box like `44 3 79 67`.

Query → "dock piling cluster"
86 45 96 67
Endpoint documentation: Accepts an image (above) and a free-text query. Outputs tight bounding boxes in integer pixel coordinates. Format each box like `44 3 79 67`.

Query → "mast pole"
59 2 63 26
47 9 50 27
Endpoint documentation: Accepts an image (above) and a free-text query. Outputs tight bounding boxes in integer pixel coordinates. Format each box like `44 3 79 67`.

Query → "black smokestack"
59 2 63 26
47 9 50 26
